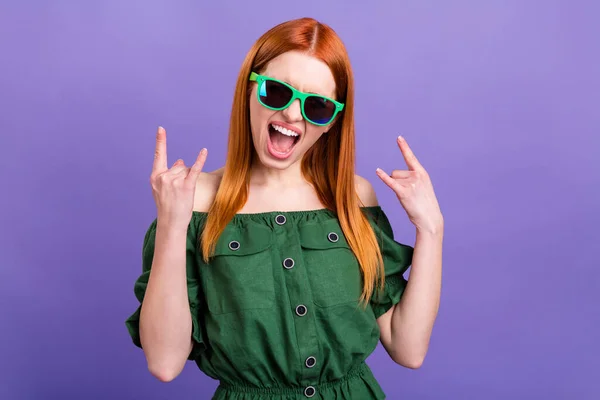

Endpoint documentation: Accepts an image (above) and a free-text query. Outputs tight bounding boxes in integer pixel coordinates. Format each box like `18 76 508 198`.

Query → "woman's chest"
197 217 364 316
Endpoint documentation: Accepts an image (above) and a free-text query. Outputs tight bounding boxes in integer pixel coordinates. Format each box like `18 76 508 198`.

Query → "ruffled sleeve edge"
363 206 414 319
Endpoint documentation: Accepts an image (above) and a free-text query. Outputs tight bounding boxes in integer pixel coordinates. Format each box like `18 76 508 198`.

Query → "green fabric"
125 206 413 399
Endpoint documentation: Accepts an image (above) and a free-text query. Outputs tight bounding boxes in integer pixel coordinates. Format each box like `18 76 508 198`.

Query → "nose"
281 99 303 122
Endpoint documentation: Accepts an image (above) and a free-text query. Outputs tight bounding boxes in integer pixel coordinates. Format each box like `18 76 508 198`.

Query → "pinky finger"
376 168 396 189
186 148 208 182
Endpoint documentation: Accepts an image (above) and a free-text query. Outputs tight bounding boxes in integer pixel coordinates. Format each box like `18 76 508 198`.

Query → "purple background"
2 1 599 399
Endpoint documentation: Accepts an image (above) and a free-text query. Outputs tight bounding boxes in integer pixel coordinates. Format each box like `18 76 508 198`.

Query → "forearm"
139 224 193 381
391 226 443 366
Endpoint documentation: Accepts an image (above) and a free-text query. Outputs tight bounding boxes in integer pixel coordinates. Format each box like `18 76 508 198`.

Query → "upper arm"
376 304 396 355
354 174 379 207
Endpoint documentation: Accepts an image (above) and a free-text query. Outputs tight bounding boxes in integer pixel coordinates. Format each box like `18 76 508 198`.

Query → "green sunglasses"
249 72 344 126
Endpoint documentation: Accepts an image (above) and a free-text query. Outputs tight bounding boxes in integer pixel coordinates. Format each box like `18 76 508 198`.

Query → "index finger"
397 135 422 171
153 126 168 173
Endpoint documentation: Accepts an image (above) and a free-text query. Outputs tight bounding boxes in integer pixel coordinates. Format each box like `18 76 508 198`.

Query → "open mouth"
268 123 301 155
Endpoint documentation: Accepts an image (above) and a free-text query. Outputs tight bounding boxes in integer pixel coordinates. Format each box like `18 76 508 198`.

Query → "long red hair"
201 17 384 306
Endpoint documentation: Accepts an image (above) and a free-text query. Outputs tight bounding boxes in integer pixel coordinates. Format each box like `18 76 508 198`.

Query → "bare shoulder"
193 167 224 212
354 174 379 207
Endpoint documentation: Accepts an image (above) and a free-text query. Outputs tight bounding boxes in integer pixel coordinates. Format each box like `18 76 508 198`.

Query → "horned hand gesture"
376 136 443 235
150 126 208 230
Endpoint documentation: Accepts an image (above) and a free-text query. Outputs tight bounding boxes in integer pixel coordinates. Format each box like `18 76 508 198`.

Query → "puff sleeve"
365 207 414 319
125 218 206 360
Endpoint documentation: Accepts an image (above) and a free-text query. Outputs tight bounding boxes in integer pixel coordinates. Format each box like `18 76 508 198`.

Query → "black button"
275 215 286 225
327 232 339 242
304 386 315 397
283 258 295 269
305 356 316 368
295 305 307 316
228 240 240 250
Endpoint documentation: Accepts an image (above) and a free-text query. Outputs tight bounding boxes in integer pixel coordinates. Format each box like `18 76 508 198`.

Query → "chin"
255 144 303 170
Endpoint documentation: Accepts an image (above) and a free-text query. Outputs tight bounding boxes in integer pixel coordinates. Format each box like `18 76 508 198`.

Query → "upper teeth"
272 124 299 137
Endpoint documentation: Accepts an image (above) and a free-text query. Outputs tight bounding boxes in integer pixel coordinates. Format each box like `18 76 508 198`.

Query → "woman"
126 17 443 399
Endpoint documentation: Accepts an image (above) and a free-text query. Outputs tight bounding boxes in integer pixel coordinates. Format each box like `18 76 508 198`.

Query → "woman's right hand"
150 126 208 230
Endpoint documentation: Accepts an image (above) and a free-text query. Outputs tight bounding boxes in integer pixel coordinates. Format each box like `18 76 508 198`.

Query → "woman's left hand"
376 136 444 235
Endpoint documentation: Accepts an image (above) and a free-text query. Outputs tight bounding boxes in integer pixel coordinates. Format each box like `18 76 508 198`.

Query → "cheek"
302 126 327 145
249 87 275 121
249 97 268 137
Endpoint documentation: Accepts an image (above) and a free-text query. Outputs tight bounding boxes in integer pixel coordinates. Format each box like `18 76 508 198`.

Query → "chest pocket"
299 220 363 308
201 222 275 315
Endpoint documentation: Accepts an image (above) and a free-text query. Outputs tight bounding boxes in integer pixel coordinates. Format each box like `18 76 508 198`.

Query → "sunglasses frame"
249 72 345 126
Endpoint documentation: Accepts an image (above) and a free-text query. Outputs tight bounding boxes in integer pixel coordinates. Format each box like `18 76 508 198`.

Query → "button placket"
278 216 320 387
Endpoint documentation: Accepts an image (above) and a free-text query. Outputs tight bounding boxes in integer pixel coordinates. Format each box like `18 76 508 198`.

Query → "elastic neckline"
191 205 381 219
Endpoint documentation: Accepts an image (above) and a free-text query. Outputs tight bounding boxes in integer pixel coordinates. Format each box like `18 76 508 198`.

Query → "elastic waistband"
217 362 371 396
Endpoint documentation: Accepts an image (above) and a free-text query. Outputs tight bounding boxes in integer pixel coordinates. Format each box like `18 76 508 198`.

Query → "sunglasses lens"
304 96 336 125
259 80 293 108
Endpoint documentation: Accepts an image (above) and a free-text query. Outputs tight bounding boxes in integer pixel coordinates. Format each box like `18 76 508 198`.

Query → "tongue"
271 129 296 153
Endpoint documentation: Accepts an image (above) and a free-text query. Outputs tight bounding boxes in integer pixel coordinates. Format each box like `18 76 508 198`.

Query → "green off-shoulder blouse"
125 206 413 399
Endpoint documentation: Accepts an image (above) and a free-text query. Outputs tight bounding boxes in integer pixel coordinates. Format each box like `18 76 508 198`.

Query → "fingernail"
398 135 403 141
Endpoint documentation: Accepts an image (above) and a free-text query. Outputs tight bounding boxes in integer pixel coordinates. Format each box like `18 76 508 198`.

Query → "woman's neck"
249 159 307 189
